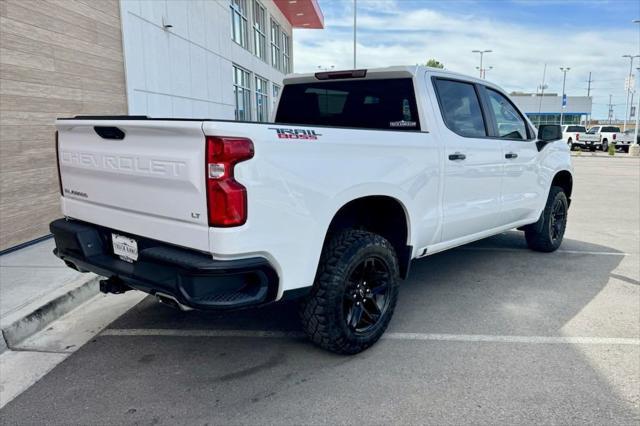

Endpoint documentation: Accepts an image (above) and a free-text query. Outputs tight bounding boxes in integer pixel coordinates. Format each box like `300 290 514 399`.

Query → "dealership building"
509 93 593 125
0 0 324 250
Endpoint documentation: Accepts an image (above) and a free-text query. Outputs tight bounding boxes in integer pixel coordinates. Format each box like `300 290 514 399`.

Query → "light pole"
635 67 640 146
632 20 640 153
537 63 548 126
472 50 492 78
559 67 570 126
353 0 357 69
476 66 493 79
622 54 640 131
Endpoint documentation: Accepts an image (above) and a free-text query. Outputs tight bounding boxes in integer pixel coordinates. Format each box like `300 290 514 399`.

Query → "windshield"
275 78 421 131
567 126 586 132
587 128 598 134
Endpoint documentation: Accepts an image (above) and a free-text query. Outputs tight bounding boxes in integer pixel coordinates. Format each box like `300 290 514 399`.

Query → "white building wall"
120 0 292 120
511 95 592 114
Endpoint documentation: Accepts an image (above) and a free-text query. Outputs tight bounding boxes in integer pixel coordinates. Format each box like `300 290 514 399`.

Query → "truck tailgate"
56 119 208 249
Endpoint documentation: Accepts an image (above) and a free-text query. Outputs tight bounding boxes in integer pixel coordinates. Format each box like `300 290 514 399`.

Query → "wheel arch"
551 170 573 202
322 195 412 279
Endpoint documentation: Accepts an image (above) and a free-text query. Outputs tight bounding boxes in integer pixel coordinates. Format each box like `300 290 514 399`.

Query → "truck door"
432 78 504 242
480 87 543 225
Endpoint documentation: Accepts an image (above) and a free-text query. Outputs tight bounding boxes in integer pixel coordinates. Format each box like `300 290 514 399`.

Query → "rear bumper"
572 141 601 148
50 218 279 310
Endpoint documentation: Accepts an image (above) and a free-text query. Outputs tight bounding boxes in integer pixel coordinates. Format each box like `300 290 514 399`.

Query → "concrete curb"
0 274 100 353
571 153 640 159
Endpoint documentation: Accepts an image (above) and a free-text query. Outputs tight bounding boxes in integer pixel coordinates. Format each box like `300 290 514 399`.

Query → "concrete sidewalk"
0 239 99 352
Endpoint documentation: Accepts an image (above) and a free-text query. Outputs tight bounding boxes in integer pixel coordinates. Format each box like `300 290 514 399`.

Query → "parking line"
101 329 640 346
459 247 630 256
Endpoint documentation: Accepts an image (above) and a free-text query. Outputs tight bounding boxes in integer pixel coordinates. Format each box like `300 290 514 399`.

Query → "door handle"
505 152 518 159
448 152 466 161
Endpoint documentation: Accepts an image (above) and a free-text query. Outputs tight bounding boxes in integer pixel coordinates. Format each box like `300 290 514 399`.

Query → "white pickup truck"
51 66 572 354
586 125 623 152
561 125 601 151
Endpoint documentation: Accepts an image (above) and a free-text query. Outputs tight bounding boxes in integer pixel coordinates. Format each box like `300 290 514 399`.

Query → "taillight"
55 131 63 196
205 136 254 227
613 133 616 140
576 133 579 141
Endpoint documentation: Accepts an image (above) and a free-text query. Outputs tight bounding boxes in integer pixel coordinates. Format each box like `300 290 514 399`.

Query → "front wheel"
525 186 568 252
299 230 399 354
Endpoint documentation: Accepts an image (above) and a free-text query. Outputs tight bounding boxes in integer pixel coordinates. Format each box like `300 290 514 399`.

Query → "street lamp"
472 50 492 79
476 66 493 79
559 67 570 126
353 0 357 69
622 54 640 131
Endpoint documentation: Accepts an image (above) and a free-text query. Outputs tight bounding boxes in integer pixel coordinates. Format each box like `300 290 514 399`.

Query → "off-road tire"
525 186 568 252
299 229 400 354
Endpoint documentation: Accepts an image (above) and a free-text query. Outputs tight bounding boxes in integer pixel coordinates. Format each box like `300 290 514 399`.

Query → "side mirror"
536 124 562 151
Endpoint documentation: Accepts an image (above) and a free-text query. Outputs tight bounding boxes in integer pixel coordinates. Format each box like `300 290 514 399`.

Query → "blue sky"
292 0 640 119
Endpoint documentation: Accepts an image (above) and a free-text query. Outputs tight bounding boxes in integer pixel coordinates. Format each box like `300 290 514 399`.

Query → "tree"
425 59 444 69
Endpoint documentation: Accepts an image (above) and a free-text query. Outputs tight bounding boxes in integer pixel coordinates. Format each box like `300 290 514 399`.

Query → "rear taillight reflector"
575 133 579 141
205 136 254 227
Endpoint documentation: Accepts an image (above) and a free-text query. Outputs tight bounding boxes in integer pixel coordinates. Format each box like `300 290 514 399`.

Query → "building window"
253 1 267 61
281 32 291 74
272 83 281 110
270 19 281 71
231 0 249 49
255 76 268 122
233 65 252 121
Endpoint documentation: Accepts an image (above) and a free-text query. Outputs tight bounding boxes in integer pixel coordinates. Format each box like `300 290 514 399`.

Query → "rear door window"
275 78 420 131
433 79 487 138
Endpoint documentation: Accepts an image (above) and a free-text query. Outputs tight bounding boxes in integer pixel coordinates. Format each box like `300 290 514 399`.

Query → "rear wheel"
525 186 568 252
299 230 399 354
602 140 608 152
567 138 573 150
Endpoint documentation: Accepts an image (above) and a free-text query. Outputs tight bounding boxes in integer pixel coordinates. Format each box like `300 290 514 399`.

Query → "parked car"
561 125 601 151
586 125 622 151
50 66 572 354
618 129 639 152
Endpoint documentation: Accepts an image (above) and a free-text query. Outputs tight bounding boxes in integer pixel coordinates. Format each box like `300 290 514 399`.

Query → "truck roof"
283 65 493 88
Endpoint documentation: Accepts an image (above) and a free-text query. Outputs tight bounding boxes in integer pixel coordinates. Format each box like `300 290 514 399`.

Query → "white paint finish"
100 329 640 346
54 66 573 297
120 0 291 120
56 119 211 250
499 139 544 224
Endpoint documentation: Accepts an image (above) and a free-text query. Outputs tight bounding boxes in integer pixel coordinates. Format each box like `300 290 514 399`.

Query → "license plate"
112 234 138 262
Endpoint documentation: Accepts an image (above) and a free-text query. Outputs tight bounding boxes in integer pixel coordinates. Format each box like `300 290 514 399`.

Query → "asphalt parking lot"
1 156 639 425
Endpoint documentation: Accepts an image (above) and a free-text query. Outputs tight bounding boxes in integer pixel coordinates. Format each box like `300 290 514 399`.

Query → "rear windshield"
601 126 620 132
567 126 586 132
275 78 421 131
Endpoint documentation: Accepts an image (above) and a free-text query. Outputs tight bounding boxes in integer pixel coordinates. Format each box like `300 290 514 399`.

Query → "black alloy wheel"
343 257 392 333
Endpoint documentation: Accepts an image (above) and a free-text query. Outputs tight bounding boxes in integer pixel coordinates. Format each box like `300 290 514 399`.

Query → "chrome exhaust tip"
155 292 193 311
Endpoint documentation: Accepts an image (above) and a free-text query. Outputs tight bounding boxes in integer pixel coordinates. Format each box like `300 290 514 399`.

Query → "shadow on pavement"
2 231 637 425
